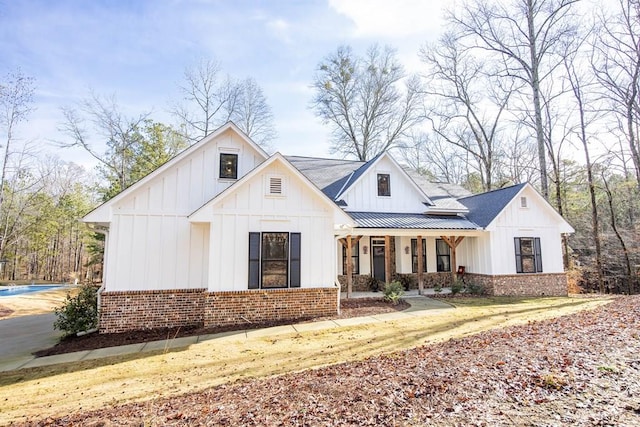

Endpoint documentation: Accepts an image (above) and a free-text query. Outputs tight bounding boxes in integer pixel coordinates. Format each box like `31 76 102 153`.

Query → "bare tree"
0 69 35 211
420 32 515 191
59 92 150 195
311 44 423 161
173 59 276 148
230 77 276 151
448 0 579 199
592 0 640 192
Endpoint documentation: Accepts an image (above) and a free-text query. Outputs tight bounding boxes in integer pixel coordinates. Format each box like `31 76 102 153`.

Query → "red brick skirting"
99 289 206 334
99 287 338 333
338 272 451 291
204 288 338 327
465 273 568 296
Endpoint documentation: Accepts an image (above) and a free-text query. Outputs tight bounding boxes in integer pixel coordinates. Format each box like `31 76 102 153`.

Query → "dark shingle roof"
285 156 364 199
458 183 526 228
348 211 478 229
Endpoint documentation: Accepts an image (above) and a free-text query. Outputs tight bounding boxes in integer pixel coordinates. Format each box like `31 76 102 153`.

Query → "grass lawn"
0 295 613 424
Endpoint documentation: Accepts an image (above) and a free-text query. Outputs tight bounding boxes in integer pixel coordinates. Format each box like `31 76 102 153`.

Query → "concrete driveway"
0 313 62 361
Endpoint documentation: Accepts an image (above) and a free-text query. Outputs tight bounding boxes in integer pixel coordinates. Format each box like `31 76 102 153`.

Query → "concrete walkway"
0 295 454 373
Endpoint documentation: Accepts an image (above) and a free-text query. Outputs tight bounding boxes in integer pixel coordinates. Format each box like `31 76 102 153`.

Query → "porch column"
417 235 424 295
440 235 465 284
384 235 391 285
346 235 353 299
338 235 362 299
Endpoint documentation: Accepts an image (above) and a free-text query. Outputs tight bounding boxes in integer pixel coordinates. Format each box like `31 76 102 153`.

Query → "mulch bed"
25 296 640 426
35 298 409 357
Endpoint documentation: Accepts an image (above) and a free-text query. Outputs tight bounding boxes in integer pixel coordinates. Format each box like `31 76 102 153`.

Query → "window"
342 241 360 275
219 153 238 179
436 239 451 272
515 237 543 273
248 232 301 289
377 174 390 197
411 238 427 273
520 196 528 208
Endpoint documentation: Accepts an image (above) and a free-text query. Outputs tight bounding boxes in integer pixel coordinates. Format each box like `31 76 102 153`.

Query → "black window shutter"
248 232 261 289
534 237 543 273
290 233 301 288
514 238 523 273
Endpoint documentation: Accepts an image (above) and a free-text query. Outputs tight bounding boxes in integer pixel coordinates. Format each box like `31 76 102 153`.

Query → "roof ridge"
458 182 526 200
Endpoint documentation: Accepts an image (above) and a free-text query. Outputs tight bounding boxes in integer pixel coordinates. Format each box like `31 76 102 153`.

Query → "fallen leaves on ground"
22 296 640 426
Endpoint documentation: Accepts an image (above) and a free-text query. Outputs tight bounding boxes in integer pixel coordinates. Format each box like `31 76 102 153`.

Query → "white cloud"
328 0 447 38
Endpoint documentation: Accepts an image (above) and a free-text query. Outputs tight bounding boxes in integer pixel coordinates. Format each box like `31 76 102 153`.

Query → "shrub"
451 279 464 295
54 285 98 337
366 275 381 292
383 280 404 304
433 283 443 293
465 282 485 295
392 273 413 291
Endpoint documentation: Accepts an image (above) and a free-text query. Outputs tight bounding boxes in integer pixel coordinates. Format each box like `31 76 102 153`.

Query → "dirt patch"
35 298 409 357
26 296 640 426
0 287 73 320
0 305 13 317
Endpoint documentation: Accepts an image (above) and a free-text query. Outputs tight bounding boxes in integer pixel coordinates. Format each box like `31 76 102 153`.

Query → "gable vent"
269 176 283 195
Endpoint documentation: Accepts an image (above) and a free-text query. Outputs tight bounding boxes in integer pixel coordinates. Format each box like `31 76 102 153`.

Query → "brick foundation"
99 288 206 333
338 272 451 291
465 273 568 296
99 287 338 333
204 288 338 327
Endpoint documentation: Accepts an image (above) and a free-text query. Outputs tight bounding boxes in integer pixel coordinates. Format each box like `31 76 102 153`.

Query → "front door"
372 238 386 283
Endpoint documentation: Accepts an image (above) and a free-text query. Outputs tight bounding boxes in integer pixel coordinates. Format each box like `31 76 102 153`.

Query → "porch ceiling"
348 211 480 231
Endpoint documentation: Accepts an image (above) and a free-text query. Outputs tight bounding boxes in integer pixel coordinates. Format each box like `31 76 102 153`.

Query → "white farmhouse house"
84 122 574 333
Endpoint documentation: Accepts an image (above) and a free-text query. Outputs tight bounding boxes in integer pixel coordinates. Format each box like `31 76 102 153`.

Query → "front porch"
338 230 481 298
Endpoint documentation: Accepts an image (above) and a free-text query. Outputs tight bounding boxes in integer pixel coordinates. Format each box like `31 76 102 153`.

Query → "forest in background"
1 0 638 294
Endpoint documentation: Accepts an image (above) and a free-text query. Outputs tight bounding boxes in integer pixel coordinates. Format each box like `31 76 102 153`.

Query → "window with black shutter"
248 232 301 288
514 237 543 273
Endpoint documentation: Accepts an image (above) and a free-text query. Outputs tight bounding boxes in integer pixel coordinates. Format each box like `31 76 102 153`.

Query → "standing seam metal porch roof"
348 212 479 229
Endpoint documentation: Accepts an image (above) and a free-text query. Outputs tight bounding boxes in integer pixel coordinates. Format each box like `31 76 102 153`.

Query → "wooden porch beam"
417 235 424 295
384 235 391 285
346 235 353 299
440 235 465 284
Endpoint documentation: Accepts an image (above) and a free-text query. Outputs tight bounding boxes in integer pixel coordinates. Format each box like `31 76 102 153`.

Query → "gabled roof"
349 211 478 230
83 122 269 224
285 156 364 199
458 183 527 228
189 152 354 226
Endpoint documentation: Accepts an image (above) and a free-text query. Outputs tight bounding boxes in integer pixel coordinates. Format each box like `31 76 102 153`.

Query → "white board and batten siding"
103 129 265 292
202 160 338 292
342 156 428 213
486 186 570 275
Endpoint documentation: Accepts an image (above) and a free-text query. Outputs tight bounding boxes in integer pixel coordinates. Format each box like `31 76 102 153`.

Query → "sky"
0 0 450 169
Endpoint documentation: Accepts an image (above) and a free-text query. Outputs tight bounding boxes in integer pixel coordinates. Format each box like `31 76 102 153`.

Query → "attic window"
520 196 528 208
219 153 238 179
267 175 284 196
377 174 390 197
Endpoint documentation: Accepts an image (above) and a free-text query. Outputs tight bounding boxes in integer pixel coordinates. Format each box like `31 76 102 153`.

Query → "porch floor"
340 288 452 299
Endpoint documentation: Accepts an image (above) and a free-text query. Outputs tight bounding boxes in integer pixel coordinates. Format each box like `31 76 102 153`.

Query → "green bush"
451 279 464 295
383 280 404 304
54 285 98 337
392 273 413 291
465 282 485 295
433 283 443 293
366 275 381 292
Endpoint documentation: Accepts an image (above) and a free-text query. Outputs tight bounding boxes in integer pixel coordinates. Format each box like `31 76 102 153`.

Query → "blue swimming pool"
0 285 63 297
